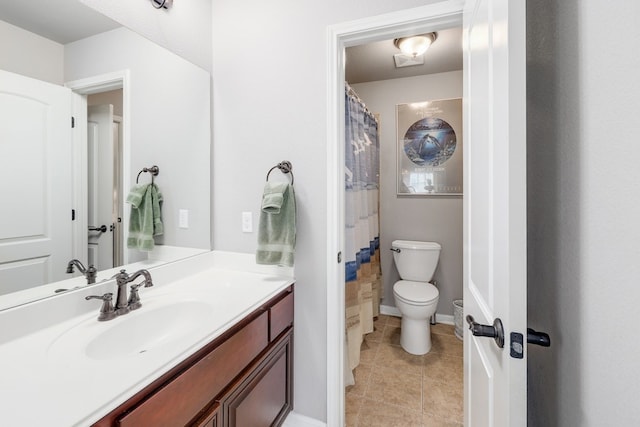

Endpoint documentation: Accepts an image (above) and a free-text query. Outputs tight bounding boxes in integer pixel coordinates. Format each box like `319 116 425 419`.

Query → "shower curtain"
345 84 382 385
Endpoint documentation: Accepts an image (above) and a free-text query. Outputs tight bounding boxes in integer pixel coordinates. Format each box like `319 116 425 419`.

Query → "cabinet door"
221 331 293 427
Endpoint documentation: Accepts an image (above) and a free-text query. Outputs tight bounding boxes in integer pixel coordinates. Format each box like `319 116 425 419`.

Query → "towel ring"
266 161 294 185
136 165 160 184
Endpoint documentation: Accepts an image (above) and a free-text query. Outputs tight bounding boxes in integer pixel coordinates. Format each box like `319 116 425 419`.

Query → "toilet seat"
393 280 438 305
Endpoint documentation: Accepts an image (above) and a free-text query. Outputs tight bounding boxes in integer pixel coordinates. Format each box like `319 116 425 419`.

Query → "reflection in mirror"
0 0 211 311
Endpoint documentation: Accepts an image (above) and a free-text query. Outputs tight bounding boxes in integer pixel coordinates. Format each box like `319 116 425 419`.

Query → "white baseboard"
379 304 454 325
436 313 454 325
380 304 401 317
282 412 327 427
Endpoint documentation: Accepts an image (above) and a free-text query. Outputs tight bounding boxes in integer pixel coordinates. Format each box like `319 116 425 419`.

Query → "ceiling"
1 1 461 83
345 27 462 84
0 0 120 44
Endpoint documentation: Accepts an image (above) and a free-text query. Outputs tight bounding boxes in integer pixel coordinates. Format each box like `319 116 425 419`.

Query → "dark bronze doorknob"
527 328 551 347
466 315 505 348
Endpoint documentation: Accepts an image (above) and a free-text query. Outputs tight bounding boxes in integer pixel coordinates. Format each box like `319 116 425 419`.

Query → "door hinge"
71 116 75 128
337 251 342 263
71 209 76 221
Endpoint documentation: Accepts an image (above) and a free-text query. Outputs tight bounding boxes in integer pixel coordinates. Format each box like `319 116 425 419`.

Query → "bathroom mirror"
0 0 211 310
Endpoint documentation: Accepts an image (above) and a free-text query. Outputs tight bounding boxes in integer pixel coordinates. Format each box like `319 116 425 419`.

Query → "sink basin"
48 299 218 361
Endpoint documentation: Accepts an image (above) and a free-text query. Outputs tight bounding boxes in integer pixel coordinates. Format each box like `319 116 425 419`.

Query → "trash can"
453 299 463 340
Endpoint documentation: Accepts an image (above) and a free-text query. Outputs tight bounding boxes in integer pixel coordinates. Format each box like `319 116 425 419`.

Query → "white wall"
79 0 212 73
352 71 463 316
211 0 446 421
65 27 211 252
527 0 640 425
0 20 63 85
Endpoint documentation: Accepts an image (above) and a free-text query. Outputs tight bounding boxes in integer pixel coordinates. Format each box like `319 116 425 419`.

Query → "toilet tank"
391 240 441 282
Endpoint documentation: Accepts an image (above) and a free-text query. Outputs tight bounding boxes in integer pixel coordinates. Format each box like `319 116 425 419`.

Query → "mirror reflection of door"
87 95 123 270
0 70 73 293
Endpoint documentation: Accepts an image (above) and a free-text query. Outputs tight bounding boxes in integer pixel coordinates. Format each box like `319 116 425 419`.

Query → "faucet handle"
86 265 97 284
128 283 144 310
85 292 117 321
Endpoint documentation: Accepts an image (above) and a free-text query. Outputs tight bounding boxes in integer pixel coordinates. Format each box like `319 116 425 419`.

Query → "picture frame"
396 98 463 196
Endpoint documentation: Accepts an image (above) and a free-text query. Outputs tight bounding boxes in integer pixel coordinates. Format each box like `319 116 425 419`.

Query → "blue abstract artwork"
403 117 457 167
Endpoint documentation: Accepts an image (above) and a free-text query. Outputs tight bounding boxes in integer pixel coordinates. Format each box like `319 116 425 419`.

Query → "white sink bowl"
48 299 218 361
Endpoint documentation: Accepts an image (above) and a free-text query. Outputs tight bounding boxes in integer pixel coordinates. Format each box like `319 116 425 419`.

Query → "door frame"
326 2 464 425
65 70 131 266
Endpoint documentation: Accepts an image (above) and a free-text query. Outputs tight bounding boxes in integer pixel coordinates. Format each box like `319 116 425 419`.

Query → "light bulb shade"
394 33 437 57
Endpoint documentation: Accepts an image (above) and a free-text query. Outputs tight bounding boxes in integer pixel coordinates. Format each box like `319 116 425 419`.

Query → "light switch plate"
179 209 189 229
242 211 252 233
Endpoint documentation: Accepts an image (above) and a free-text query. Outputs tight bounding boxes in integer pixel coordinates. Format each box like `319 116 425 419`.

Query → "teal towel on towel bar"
256 182 296 267
126 183 163 251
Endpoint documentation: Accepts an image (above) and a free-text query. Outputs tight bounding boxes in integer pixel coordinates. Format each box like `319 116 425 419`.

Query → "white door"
0 70 73 294
463 0 527 426
112 116 124 267
87 104 115 270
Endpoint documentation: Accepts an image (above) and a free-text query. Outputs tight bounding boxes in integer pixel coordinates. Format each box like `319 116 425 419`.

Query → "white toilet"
391 240 441 355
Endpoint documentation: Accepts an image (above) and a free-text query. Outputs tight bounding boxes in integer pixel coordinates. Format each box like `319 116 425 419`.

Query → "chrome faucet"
66 259 97 284
112 269 154 316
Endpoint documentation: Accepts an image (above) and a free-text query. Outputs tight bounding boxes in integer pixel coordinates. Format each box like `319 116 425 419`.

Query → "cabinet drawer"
269 291 293 341
118 312 268 427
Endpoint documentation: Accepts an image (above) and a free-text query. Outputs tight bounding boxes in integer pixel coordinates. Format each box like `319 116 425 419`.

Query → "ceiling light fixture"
393 33 437 57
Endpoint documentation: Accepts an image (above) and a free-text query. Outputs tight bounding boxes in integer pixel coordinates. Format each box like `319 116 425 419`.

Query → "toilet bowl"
393 280 439 354
391 240 441 355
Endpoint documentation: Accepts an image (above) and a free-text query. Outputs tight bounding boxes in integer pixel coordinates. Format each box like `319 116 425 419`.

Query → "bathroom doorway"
326 6 464 419
66 71 131 271
342 20 464 427
327 2 529 425
86 91 124 270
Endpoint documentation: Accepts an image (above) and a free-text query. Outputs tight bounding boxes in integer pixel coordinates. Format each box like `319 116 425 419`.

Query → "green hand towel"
151 185 164 237
256 182 296 267
126 184 163 252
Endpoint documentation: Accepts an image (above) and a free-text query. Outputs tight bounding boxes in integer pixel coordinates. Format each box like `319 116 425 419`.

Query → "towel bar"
136 165 159 184
266 161 294 185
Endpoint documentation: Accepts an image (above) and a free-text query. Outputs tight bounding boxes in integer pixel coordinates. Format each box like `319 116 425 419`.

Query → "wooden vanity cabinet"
93 286 294 427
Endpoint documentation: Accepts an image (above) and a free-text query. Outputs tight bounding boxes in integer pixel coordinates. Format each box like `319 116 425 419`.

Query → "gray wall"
352 71 463 316
527 0 640 425
0 19 64 84
88 89 123 117
211 0 445 421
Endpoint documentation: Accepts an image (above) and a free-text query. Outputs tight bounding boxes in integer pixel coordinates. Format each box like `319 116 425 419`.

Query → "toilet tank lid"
391 240 441 250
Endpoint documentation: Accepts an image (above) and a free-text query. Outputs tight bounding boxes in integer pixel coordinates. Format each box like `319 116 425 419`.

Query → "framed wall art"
396 98 463 196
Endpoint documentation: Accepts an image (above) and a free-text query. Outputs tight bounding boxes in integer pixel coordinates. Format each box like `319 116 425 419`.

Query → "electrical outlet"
242 211 252 233
179 209 189 229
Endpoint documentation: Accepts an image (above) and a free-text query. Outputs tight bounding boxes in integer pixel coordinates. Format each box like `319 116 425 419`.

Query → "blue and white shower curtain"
344 84 381 384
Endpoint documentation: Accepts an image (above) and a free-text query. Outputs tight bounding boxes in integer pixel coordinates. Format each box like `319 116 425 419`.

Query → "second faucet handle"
128 283 144 310
85 292 116 321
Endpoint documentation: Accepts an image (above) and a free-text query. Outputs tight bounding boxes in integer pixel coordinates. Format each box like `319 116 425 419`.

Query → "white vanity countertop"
0 251 294 426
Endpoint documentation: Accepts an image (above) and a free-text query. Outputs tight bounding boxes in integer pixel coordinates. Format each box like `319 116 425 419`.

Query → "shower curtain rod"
345 82 378 123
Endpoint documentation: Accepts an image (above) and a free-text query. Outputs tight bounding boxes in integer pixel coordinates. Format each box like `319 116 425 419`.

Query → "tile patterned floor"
345 315 463 427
